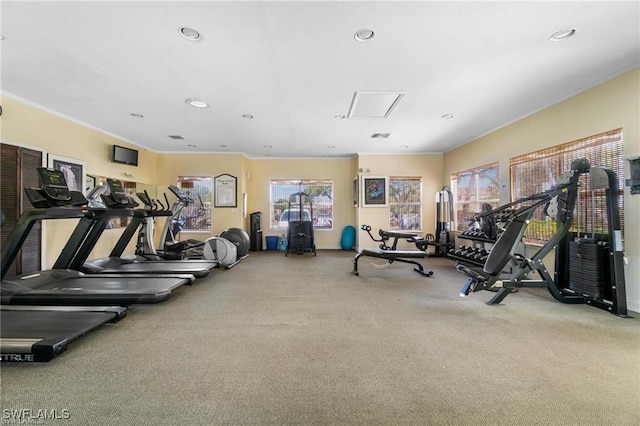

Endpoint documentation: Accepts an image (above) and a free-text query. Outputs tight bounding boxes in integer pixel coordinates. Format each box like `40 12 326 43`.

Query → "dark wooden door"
1 143 43 279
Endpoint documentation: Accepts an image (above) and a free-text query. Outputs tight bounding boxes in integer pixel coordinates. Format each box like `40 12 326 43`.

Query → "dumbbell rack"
447 208 517 267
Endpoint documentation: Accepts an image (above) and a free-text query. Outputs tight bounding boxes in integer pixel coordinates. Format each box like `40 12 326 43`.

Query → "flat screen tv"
112 145 139 166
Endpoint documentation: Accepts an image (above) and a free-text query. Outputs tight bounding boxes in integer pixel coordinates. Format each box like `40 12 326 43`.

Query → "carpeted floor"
1 250 639 425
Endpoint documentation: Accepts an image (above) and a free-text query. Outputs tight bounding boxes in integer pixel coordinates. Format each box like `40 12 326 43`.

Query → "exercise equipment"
412 187 454 256
158 185 207 258
146 186 250 268
0 208 127 363
285 192 316 256
1 305 126 362
352 225 433 277
456 158 628 317
205 228 250 269
220 228 250 258
1 168 193 306
69 179 217 278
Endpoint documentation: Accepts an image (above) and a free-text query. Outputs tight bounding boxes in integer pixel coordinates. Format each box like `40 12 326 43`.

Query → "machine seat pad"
360 249 428 259
455 263 489 282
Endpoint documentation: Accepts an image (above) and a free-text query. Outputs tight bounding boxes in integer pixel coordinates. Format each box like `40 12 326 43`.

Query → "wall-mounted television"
112 145 139 167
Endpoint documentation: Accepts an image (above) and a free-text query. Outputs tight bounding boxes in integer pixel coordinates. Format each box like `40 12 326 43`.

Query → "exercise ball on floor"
220 227 251 258
341 225 356 250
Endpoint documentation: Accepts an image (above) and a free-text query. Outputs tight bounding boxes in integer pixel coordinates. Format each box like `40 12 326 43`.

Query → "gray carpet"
2 250 639 425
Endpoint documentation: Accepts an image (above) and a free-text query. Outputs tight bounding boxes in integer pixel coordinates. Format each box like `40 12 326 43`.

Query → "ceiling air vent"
371 133 390 139
347 92 404 119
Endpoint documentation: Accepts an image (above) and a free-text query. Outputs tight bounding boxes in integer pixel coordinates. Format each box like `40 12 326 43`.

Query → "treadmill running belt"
85 261 216 278
1 310 121 362
2 271 192 306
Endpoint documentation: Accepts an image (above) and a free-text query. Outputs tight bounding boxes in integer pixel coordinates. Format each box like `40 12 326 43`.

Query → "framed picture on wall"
361 176 388 207
214 173 237 208
47 154 86 195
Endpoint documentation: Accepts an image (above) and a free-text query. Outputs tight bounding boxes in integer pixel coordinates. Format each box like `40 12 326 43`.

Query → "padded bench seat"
352 249 433 277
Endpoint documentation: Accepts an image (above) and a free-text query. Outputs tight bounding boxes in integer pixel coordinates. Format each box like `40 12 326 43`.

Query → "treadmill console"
106 179 130 204
37 167 71 201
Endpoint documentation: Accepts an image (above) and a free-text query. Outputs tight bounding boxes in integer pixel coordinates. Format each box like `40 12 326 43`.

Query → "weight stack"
568 239 609 299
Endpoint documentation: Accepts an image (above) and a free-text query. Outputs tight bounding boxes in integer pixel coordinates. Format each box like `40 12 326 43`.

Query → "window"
389 177 422 231
451 163 500 231
510 129 624 243
177 176 212 232
270 179 333 230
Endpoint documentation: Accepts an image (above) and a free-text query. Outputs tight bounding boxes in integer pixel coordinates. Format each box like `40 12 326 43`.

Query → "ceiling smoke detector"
179 27 201 42
185 98 210 108
354 28 375 42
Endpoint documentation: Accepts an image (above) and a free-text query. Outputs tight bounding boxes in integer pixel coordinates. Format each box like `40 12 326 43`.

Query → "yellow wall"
355 153 444 250
246 157 355 249
443 67 640 312
155 153 246 240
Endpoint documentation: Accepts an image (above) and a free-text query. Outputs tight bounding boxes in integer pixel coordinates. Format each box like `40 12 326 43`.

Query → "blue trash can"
266 236 278 250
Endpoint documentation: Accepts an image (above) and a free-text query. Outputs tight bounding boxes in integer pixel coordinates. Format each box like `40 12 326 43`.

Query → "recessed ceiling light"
441 114 454 119
178 27 201 42
130 113 144 118
220 144 227 148
334 114 345 119
185 98 210 108
371 133 390 139
187 144 197 147
169 135 184 140
242 114 253 119
327 145 336 149
354 28 375 42
549 28 577 41
264 145 272 149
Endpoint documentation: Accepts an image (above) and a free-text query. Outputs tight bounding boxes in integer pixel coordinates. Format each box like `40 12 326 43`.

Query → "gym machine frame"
352 225 433 277
456 158 628 317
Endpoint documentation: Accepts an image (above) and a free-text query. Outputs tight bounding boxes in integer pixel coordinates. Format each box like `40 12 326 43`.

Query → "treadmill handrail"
1 208 91 280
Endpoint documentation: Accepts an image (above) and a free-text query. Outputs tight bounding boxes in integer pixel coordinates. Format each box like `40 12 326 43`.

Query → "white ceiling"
1 1 639 158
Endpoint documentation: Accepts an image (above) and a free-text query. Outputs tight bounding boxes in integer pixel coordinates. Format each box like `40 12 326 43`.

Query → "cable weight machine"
456 158 629 317
285 191 316 256
415 186 454 256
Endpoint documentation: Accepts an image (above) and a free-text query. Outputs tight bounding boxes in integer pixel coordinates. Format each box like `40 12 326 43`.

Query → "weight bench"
352 226 433 277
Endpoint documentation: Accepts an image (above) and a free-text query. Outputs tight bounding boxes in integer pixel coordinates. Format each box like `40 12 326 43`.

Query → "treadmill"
69 178 218 278
1 168 193 306
1 305 126 362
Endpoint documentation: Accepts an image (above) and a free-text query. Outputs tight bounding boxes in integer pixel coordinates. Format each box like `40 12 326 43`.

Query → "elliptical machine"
153 186 250 268
158 185 207 259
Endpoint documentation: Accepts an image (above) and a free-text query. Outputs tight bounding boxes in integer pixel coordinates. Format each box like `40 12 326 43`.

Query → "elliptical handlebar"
168 185 194 205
